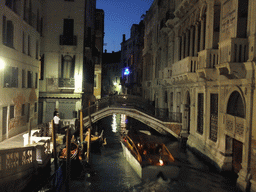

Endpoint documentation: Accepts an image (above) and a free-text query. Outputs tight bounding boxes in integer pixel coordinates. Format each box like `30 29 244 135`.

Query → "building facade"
121 21 144 96
0 0 42 141
142 0 256 191
39 0 99 123
93 9 104 100
101 51 122 97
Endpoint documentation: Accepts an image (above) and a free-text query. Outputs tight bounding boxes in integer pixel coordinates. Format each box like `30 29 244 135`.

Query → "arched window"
227 91 245 118
61 55 75 78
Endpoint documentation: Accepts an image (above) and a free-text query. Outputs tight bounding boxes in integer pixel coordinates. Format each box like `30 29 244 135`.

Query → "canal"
68 114 241 192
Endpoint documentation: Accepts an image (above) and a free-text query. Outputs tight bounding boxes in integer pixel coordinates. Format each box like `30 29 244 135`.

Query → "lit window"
4 66 18 88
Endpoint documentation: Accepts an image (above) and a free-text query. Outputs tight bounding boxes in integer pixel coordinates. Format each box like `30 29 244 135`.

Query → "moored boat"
120 132 178 179
82 130 104 153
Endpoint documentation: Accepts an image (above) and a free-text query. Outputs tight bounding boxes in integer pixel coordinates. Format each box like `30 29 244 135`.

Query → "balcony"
196 49 218 81
224 113 245 142
60 35 77 46
171 57 198 83
46 78 75 92
58 78 75 89
216 38 248 79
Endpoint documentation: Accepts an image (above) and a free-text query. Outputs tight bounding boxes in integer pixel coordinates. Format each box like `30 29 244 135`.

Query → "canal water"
69 114 241 192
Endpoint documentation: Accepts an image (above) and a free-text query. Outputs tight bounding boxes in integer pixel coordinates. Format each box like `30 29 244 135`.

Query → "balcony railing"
219 38 248 64
225 113 245 141
0 139 51 190
59 35 77 46
155 108 182 123
198 49 218 69
172 56 198 76
58 78 75 88
82 95 182 123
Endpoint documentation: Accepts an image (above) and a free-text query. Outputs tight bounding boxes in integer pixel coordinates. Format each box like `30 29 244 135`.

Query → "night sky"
96 0 154 53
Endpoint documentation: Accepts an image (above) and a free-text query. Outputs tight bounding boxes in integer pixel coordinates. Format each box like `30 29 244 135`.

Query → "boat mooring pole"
87 102 91 163
87 126 91 163
66 126 71 192
51 120 57 171
80 110 83 144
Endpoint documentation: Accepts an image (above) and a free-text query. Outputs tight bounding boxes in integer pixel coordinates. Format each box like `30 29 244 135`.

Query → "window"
210 94 218 142
2 16 14 48
60 19 76 45
4 66 18 87
61 55 75 78
22 104 25 116
22 69 26 88
40 54 44 80
164 91 168 103
22 31 25 53
5 0 19 14
94 75 97 88
35 73 38 88
28 35 31 56
34 102 37 113
23 0 32 25
197 93 204 134
27 71 33 88
36 40 39 59
10 105 14 119
2 107 7 136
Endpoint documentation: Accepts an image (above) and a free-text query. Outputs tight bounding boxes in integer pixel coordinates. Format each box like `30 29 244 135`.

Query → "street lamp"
0 58 5 70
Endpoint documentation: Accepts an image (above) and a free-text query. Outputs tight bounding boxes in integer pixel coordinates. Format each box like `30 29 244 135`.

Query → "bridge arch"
83 107 178 137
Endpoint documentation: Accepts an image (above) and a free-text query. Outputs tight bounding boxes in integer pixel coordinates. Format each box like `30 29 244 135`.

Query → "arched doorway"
226 91 245 174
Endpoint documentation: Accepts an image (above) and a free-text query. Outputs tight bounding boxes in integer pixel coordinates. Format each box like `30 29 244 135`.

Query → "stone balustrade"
219 38 248 64
0 134 51 191
198 49 219 69
172 56 198 76
225 113 245 142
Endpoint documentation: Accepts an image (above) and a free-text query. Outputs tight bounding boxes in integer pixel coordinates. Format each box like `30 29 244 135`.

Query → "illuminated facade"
39 0 99 123
142 0 256 191
0 0 42 141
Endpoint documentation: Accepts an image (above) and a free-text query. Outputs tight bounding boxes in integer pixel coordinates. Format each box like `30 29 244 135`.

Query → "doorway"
232 139 243 173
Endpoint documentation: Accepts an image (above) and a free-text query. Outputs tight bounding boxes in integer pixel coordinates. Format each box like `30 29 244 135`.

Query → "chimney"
123 34 126 42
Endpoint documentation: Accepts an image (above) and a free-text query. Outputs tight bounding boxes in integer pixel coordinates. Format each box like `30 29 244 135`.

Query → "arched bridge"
81 95 183 138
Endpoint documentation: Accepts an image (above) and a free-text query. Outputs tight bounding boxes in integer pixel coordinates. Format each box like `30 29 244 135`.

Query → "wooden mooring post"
51 120 58 171
80 110 83 144
65 126 71 192
86 102 92 164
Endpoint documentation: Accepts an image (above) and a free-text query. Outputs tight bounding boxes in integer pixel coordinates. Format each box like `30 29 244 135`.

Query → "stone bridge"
81 95 183 138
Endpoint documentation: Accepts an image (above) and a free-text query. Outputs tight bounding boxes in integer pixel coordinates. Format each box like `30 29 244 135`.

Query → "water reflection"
111 114 117 133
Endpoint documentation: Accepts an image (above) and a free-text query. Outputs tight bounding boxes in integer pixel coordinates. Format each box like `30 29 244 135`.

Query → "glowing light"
112 114 117 133
113 81 117 86
159 159 164 166
124 68 130 75
0 59 5 70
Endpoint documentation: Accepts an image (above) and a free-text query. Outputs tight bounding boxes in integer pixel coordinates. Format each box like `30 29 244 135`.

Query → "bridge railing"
82 95 182 123
155 108 182 123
